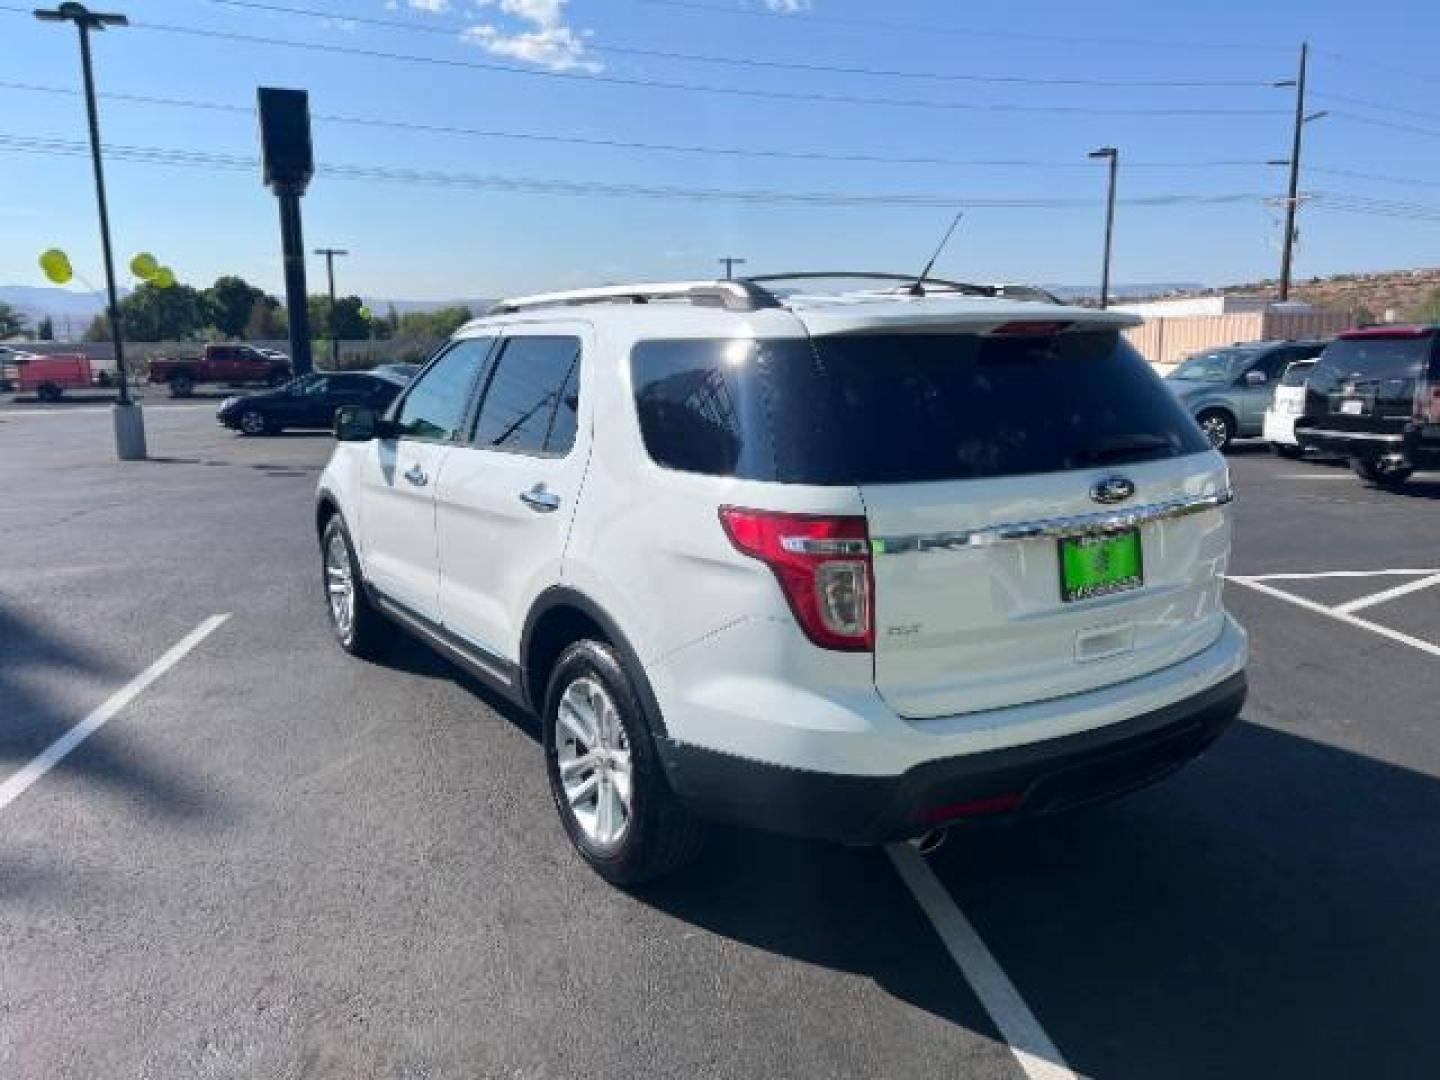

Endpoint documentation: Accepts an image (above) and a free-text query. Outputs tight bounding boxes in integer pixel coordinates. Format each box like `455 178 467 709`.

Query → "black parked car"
217 371 406 435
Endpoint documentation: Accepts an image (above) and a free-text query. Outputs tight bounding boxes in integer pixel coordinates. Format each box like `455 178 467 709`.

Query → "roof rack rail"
487 272 1062 317
489 279 781 315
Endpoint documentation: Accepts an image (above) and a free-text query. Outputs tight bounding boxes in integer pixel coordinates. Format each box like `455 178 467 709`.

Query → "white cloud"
763 0 811 12
405 0 451 11
459 0 601 72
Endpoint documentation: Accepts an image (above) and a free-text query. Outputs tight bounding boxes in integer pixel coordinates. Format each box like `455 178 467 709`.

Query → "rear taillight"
990 320 1072 336
1419 385 1440 423
719 507 874 652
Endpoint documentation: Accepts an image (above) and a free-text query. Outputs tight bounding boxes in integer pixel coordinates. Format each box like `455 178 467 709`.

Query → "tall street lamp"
1088 146 1119 311
35 1 145 459
314 247 348 367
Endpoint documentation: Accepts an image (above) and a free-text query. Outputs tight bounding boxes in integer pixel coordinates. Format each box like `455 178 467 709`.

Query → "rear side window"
394 338 490 441
631 332 1208 485
472 336 581 456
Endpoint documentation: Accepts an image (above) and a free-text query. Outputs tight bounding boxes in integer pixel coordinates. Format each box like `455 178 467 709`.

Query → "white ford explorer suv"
315 275 1248 883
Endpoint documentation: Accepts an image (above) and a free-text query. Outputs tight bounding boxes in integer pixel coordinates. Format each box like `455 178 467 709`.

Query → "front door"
356 340 490 622
436 330 589 666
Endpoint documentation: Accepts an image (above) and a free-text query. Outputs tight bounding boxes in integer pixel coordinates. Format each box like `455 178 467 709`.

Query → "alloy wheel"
325 531 355 640
555 676 633 848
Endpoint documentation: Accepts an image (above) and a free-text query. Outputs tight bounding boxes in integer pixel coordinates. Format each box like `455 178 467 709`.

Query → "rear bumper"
1262 409 1298 446
657 670 1246 844
1299 425 1440 466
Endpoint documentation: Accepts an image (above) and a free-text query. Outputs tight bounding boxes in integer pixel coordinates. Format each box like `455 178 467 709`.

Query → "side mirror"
335 405 381 441
1245 370 1267 386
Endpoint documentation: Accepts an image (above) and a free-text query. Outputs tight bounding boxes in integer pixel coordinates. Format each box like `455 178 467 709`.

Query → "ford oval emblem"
1090 476 1136 505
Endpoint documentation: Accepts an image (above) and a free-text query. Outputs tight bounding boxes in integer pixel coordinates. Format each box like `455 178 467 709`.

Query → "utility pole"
1088 146 1119 310
1274 43 1327 302
314 247 348 367
35 1 145 460
718 256 746 281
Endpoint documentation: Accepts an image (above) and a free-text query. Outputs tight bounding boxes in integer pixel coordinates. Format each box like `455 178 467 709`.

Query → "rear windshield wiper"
1076 433 1173 464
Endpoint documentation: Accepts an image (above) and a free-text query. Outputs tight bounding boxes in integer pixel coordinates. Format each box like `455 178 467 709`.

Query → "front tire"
36 383 63 403
543 641 705 884
320 514 391 657
1270 442 1303 459
238 408 272 436
1196 409 1235 452
168 373 195 398
1352 457 1414 488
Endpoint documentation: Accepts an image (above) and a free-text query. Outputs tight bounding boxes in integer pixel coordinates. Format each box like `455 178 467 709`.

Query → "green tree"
84 313 110 342
114 282 206 341
309 294 372 341
395 305 472 339
36 315 54 341
243 296 287 339
0 300 27 338
204 275 266 338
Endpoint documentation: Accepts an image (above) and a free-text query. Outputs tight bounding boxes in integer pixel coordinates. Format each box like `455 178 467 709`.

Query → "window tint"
1252 349 1294 380
631 333 1209 484
472 336 581 456
1279 360 1316 387
394 339 490 441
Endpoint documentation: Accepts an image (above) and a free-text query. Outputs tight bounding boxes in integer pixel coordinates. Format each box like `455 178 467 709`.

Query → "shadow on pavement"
0 603 225 824
922 720 1440 1079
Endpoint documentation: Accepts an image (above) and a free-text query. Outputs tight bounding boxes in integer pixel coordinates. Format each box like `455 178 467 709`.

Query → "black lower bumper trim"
656 672 1246 844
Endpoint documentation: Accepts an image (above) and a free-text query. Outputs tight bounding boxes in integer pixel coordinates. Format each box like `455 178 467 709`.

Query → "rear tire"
168 373 195 398
320 514 391 658
1352 457 1414 488
36 383 62 403
1196 409 1235 452
543 640 706 884
266 370 288 388
1270 442 1303 459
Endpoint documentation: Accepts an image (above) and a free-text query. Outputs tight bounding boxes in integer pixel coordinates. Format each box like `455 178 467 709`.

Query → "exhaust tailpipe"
908 828 948 856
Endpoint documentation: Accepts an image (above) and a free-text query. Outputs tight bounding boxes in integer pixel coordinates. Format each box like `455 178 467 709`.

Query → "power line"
1309 166 1440 191
1330 111 1440 140
1311 47 1440 88
0 79 1280 171
1312 91 1440 124
0 132 1282 209
195 0 1278 88
627 0 1292 53
0 7 1286 117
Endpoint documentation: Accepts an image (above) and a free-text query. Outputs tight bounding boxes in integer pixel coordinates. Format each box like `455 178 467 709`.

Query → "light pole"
314 247 347 367
1088 146 1119 310
35 1 145 459
1273 43 1327 302
718 256 746 281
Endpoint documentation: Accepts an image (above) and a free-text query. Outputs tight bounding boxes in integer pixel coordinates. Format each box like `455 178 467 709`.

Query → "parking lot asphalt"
2 405 1438 1079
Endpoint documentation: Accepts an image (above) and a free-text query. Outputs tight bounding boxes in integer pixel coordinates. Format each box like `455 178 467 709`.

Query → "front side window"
393 338 492 441
472 336 581 456
1168 349 1253 383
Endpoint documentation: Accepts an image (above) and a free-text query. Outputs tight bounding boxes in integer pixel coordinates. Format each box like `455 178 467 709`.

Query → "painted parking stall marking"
0 614 231 812
887 844 1078 1080
1228 569 1440 660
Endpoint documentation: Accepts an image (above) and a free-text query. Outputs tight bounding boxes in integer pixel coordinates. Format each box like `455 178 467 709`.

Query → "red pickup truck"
149 344 292 398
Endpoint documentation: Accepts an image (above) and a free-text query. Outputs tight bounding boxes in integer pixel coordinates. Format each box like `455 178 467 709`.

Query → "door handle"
518 483 561 513
403 464 428 487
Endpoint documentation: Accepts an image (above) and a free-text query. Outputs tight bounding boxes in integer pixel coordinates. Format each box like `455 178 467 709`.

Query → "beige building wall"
1125 309 1355 369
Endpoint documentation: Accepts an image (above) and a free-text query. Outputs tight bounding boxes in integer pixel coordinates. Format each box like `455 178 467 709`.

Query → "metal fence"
1125 310 1356 369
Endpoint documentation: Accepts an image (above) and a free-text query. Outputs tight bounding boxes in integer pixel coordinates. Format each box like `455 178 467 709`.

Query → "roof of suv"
462 276 1141 339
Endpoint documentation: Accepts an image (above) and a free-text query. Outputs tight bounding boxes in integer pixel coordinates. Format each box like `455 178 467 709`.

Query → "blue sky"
4 0 1440 300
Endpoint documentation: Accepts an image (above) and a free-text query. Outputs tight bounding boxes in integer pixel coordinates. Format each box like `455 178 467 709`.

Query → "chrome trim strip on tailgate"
871 489 1233 555
1301 429 1407 443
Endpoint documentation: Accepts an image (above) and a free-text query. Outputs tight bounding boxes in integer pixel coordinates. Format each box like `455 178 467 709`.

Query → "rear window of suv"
1280 360 1316 387
631 331 1208 485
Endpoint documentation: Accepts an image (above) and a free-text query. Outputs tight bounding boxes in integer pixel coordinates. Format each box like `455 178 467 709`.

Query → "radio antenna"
908 211 964 296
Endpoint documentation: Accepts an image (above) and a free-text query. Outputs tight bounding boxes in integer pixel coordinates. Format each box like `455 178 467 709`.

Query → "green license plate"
1059 529 1144 603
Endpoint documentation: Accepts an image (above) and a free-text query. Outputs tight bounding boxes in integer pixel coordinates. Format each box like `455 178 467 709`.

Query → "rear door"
436 329 588 666
809 329 1227 718
356 339 490 621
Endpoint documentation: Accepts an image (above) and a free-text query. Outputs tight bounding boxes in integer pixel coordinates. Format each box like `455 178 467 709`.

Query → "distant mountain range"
1045 283 1206 302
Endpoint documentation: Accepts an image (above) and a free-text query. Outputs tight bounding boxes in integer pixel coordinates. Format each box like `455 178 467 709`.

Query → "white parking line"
886 844 1077 1080
1273 474 1356 480
1228 577 1440 660
1334 572 1440 615
0 614 230 812
0 405 213 417
1242 569 1440 582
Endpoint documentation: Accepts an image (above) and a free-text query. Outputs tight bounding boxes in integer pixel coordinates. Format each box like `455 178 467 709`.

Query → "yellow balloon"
359 306 373 320
152 266 176 288
39 248 73 285
130 252 159 280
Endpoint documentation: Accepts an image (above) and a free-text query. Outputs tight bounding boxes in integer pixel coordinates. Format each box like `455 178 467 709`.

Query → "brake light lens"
719 507 874 651
990 320 1072 336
